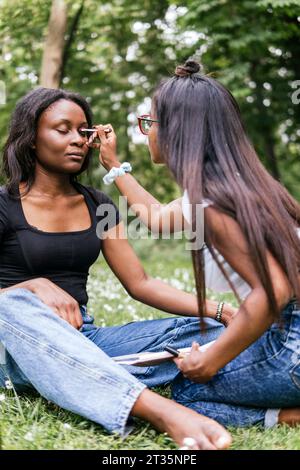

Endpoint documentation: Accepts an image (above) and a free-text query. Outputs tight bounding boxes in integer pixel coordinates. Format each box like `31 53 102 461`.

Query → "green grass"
0 239 299 450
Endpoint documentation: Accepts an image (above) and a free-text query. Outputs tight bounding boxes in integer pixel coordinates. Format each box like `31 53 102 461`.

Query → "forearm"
113 171 163 232
104 158 171 233
0 279 35 295
132 277 221 318
203 288 275 374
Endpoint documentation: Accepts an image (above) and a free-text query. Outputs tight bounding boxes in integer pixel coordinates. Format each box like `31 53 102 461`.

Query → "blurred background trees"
0 0 299 201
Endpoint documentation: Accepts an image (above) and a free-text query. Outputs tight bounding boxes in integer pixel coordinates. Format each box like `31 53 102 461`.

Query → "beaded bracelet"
215 301 225 323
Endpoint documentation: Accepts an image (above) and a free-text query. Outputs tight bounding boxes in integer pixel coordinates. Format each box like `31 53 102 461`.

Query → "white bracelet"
102 162 132 185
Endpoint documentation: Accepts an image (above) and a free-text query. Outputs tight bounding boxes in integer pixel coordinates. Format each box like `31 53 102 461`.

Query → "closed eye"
57 129 87 137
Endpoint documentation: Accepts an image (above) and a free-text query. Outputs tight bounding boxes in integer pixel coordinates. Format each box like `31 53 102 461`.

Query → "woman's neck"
21 169 77 198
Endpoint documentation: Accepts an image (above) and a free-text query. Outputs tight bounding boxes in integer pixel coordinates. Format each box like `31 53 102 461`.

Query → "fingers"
95 125 107 141
191 341 200 351
73 303 83 330
93 124 113 140
174 342 200 366
54 288 83 330
87 124 115 145
173 357 183 368
63 300 83 330
88 130 98 146
33 279 84 330
103 123 114 135
88 142 101 149
52 287 83 329
55 305 69 324
174 342 207 381
57 304 82 329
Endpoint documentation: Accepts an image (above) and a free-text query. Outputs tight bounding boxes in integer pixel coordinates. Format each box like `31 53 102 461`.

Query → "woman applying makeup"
95 60 300 429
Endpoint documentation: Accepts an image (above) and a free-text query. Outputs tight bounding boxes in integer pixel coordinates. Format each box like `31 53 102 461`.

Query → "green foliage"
0 0 299 200
175 0 300 199
0 0 184 202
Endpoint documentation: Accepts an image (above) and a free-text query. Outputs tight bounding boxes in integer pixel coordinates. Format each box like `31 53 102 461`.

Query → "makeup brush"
79 127 112 134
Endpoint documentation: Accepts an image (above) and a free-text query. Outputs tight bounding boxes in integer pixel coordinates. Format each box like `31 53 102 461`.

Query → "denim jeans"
1 288 299 432
171 299 300 427
0 287 221 436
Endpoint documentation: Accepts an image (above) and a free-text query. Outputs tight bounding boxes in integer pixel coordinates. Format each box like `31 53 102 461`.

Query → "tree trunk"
40 0 68 89
60 1 84 86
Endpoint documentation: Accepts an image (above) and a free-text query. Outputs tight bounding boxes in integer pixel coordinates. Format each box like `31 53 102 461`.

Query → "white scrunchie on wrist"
102 162 132 185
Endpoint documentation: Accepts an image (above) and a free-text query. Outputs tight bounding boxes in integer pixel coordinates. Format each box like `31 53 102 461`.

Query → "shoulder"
83 184 118 207
181 189 213 224
77 183 121 220
81 184 122 230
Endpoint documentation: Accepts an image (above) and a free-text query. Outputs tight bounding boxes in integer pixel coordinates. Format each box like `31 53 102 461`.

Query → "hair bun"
175 60 202 77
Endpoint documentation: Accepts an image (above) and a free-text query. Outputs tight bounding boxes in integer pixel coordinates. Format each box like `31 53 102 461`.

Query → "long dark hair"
153 60 300 319
2 87 93 197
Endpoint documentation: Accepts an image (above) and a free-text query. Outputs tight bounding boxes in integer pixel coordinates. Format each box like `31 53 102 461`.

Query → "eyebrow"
53 118 88 126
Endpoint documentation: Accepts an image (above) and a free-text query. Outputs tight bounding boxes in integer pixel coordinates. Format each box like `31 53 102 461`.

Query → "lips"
65 152 85 157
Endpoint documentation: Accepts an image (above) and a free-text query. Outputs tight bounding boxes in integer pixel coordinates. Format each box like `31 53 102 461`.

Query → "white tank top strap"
182 190 212 223
181 189 250 299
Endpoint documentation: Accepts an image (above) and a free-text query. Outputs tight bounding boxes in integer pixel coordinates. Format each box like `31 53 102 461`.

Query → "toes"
205 424 232 449
194 434 218 450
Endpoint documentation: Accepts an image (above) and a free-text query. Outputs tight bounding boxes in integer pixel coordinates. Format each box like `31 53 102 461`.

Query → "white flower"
0 393 6 401
63 423 72 430
103 304 113 312
5 379 13 390
24 432 34 442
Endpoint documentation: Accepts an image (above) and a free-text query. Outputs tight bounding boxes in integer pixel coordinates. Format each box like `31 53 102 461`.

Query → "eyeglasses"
137 114 159 135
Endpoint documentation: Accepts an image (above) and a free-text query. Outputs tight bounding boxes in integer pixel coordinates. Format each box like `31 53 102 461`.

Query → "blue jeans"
171 299 300 428
1 289 299 432
0 288 221 435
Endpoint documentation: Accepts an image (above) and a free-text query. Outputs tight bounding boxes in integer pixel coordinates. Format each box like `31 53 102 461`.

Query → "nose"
70 129 87 146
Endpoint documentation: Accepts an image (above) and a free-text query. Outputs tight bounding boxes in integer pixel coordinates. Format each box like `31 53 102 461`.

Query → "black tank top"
0 182 121 305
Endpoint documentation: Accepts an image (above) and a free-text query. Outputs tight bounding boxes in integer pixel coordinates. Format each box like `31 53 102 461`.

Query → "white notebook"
112 340 215 367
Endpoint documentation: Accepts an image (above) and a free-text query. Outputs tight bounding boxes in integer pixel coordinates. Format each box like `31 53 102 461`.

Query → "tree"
40 0 68 88
1 0 299 200
0 1 183 201
174 0 300 198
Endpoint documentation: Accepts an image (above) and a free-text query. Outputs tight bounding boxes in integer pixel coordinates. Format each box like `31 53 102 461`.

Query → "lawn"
0 238 299 450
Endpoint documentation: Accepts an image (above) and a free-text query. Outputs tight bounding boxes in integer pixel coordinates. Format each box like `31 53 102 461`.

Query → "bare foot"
132 389 232 450
278 408 300 426
160 401 232 450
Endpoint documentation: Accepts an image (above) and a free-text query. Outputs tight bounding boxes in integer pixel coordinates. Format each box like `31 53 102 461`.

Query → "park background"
0 0 299 450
